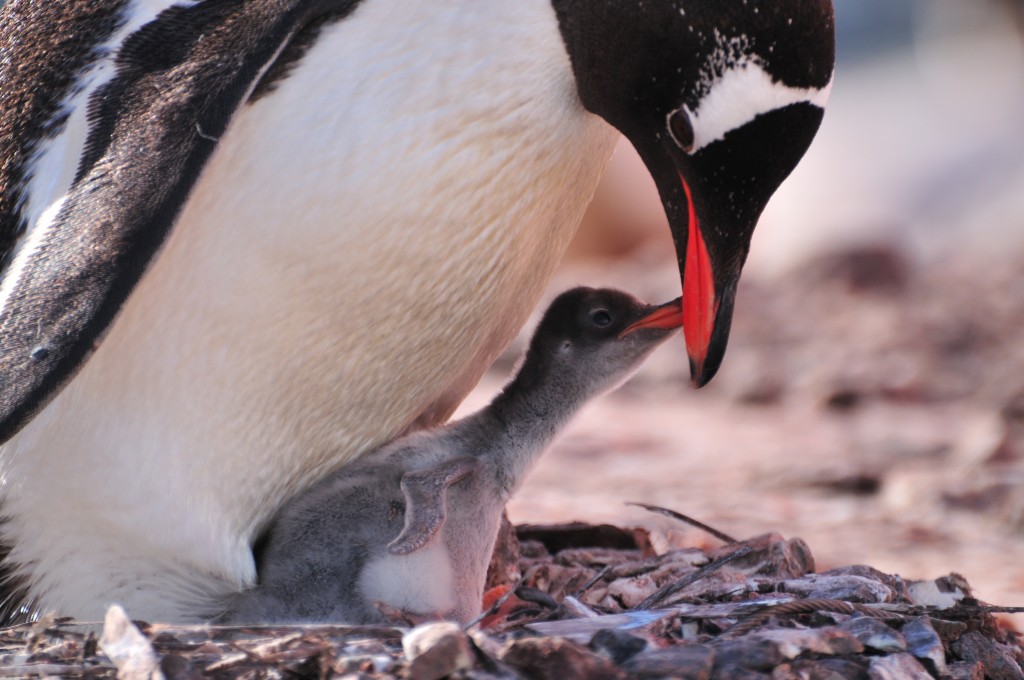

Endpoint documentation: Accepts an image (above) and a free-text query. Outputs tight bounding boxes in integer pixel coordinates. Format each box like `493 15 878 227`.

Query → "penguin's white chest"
0 0 617 621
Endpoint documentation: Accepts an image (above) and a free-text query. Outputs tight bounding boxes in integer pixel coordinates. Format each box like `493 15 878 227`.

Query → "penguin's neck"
465 352 592 497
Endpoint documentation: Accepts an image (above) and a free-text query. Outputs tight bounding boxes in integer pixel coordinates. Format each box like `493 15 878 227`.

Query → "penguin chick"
223 287 682 625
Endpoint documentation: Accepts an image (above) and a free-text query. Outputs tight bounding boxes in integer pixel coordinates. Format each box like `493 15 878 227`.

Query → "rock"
945 660 985 680
159 654 202 680
753 627 864 659
811 657 872 679
902 616 947 676
641 566 752 609
711 666 773 679
526 608 684 643
824 387 864 412
712 638 785 672
780 574 895 604
708 534 814 579
808 471 882 496
562 595 600 619
606 572 660 609
519 539 549 559
402 622 475 680
623 644 715 680
867 653 932 679
334 654 395 674
838 616 906 653
588 628 647 664
529 563 600 602
927 617 968 644
773 657 870 680
501 636 624 680
818 565 910 600
556 547 646 568
466 627 504 661
951 631 1024 680
99 605 162 680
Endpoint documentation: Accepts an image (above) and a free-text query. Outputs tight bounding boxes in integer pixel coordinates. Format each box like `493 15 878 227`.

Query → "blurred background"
459 0 1024 607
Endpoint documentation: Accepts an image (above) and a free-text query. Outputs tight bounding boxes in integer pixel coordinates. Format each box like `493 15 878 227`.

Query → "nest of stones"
2 513 1021 679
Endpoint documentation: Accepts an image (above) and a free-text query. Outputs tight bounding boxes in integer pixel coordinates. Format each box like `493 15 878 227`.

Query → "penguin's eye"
668 108 695 152
591 310 612 327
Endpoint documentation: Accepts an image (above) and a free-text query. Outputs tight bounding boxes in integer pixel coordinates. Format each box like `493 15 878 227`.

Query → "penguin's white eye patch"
685 61 833 153
667 107 695 153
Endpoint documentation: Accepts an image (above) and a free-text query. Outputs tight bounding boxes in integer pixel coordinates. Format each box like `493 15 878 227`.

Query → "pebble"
867 652 933 679
623 644 714 680
951 631 1024 680
588 628 648 665
501 636 624 680
753 627 864 659
99 605 162 680
773 657 870 679
902 616 947 676
839 616 907 653
402 622 474 680
780 574 895 603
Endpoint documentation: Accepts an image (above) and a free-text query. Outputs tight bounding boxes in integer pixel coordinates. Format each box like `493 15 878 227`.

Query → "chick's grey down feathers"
225 287 679 624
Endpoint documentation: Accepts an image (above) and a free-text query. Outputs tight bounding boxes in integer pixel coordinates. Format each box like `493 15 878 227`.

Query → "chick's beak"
621 297 684 337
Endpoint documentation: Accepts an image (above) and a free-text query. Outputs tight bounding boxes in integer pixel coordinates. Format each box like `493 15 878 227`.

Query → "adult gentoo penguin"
0 0 834 621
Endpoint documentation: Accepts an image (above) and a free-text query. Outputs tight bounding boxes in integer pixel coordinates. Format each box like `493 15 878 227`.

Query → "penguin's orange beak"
621 297 684 336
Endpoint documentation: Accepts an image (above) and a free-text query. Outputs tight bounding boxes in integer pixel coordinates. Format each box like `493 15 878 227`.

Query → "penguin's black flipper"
0 1 358 443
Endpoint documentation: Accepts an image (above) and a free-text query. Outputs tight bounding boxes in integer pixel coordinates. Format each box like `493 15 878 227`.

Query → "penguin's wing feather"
0 1 357 443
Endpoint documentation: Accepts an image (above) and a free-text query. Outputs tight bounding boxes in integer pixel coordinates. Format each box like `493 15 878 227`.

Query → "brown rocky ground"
8 524 1020 678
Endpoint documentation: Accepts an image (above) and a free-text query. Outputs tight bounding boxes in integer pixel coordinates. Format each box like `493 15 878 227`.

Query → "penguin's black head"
552 0 835 386
535 287 682 346
517 287 681 394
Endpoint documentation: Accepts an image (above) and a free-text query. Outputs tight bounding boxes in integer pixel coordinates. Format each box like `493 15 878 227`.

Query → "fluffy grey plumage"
223 287 681 624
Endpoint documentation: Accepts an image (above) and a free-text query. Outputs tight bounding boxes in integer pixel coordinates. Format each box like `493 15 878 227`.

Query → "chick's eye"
668 107 694 152
591 310 612 327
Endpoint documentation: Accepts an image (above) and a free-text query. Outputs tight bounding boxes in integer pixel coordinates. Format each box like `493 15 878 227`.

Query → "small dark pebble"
802 243 910 294
623 644 714 680
825 388 863 411
160 653 203 680
712 638 784 673
812 472 882 496
589 628 647 665
709 664 771 680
